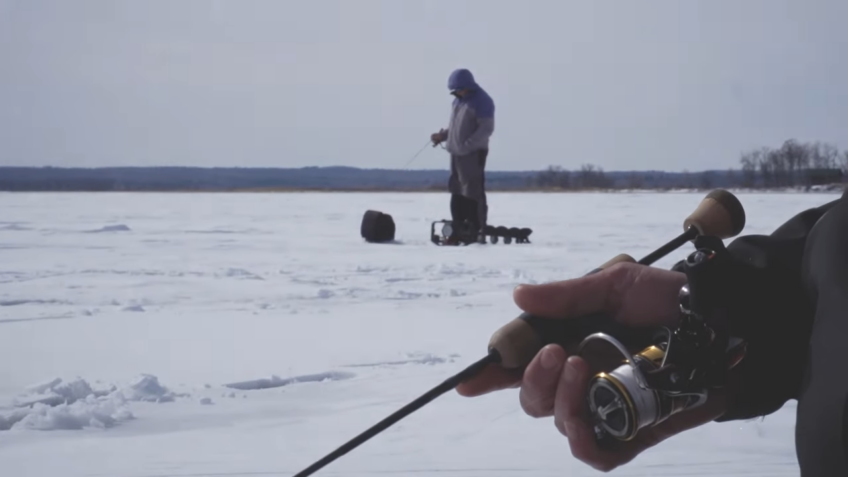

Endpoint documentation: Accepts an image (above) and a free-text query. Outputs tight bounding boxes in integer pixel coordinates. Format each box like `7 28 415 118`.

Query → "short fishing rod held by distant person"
290 189 747 477
402 140 435 169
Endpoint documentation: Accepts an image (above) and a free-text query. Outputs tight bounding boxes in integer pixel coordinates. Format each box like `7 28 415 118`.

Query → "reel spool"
578 333 707 442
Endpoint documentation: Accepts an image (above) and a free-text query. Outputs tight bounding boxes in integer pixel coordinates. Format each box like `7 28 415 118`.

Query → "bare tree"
533 165 572 189
733 140 844 189
626 172 644 190
809 141 825 169
757 149 775 188
739 150 758 188
820 142 839 170
576 163 596 189
677 170 694 189
770 145 792 187
698 171 715 190
726 168 738 188
552 166 571 189
779 139 807 185
576 164 611 189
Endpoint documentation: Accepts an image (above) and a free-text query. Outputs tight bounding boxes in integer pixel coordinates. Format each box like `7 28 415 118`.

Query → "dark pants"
450 194 481 232
448 149 488 232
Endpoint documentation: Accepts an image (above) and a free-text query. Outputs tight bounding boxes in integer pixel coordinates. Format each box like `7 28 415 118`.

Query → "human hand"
456 263 736 472
431 130 446 146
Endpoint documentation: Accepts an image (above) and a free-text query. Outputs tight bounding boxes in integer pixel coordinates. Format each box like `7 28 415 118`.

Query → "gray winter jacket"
443 69 495 157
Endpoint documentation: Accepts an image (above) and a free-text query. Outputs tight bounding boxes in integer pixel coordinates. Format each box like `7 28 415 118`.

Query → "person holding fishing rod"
430 68 495 245
457 190 848 475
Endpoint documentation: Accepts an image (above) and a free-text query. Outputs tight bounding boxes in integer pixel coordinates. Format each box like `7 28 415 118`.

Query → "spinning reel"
578 237 748 442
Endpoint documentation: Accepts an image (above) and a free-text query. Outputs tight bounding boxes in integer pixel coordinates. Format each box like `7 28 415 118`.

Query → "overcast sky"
1 0 846 171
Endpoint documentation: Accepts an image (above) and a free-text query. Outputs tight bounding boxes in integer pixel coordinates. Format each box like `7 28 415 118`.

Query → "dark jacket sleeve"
673 192 844 421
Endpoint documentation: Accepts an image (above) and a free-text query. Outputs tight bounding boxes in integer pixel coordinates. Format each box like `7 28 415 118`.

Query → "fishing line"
403 139 445 169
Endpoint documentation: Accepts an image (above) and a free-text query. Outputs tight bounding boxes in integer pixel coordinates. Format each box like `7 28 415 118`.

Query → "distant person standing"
431 68 495 244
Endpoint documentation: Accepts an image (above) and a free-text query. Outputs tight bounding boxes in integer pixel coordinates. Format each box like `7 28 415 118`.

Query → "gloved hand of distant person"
456 262 738 472
430 129 446 146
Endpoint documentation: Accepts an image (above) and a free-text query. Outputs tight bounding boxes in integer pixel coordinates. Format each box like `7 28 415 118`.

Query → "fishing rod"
292 189 747 477
402 140 434 169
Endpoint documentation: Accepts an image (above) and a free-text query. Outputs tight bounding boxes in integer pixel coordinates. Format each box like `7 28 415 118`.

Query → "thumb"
513 266 629 319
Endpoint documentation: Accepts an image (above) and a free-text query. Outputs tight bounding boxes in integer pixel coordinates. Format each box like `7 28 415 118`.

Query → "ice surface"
86 224 133 233
0 191 832 476
224 371 356 391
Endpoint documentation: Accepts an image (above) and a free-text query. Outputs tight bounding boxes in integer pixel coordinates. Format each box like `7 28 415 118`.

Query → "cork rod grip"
487 253 645 370
683 189 746 239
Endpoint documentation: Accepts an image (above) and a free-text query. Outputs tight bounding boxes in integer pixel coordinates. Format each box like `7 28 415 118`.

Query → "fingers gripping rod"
291 189 746 477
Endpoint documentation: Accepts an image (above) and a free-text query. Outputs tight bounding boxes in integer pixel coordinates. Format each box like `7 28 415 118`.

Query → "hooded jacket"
443 69 495 157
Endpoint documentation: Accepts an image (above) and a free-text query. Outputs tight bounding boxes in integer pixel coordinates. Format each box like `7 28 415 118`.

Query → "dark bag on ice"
360 210 396 243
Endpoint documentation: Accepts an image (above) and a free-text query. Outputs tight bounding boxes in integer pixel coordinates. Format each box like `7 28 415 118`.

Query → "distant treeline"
0 166 538 192
530 139 847 191
1 139 845 192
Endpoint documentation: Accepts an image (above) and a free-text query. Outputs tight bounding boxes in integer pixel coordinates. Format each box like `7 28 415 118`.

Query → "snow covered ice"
0 191 831 476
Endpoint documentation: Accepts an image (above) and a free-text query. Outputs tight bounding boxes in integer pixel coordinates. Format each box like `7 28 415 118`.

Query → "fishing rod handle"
487 254 656 370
